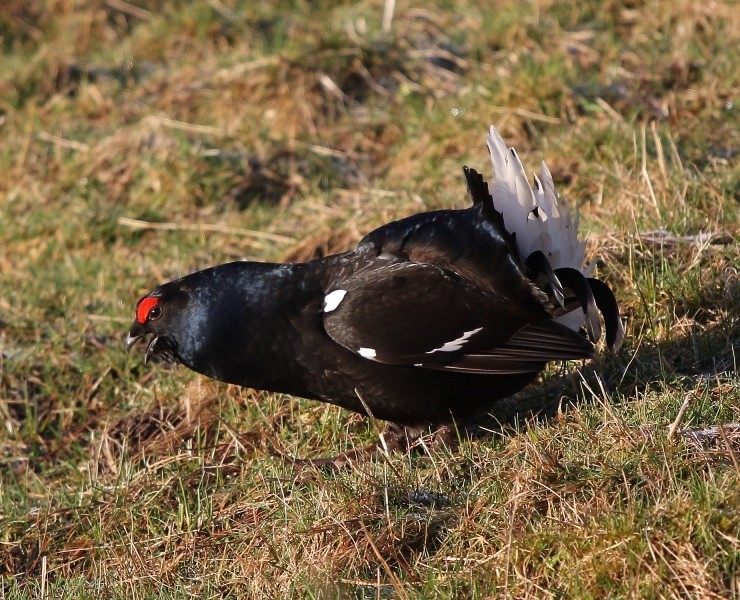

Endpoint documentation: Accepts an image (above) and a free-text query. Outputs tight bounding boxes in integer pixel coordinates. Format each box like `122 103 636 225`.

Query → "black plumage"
127 128 623 443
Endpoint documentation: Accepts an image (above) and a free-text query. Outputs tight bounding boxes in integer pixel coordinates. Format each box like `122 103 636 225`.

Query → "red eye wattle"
137 297 160 323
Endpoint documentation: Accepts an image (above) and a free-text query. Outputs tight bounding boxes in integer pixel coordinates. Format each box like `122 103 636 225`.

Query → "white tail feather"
486 126 586 272
486 126 591 332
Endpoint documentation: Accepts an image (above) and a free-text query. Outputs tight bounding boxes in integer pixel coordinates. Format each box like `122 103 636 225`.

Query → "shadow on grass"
474 308 739 435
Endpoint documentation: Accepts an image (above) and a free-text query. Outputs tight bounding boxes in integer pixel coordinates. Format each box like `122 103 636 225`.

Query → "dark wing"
322 260 593 374
321 165 599 374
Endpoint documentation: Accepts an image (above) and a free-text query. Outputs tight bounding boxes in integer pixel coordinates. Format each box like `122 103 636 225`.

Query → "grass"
1 0 738 597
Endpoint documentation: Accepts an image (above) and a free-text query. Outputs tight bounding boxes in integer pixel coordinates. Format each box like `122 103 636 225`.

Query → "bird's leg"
427 423 462 449
377 422 421 454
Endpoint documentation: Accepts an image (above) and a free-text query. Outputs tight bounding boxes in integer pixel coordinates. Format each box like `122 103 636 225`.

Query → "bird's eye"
148 306 162 320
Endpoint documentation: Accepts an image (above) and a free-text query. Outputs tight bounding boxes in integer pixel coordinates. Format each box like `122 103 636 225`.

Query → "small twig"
207 0 243 23
41 555 48 599
144 115 226 136
667 393 693 440
318 73 347 102
355 389 391 460
382 0 396 33
595 97 624 122
213 56 282 83
488 106 561 124
638 229 734 246
104 0 153 20
117 216 294 244
36 131 90 152
353 389 408 484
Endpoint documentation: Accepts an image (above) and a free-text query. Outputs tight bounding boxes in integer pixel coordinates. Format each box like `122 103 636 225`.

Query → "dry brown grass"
1 0 738 597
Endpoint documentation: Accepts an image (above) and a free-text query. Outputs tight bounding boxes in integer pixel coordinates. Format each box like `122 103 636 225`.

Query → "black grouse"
127 126 624 455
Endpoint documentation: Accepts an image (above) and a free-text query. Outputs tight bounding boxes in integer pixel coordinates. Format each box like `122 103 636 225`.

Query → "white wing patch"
426 327 483 354
323 289 347 313
358 347 377 359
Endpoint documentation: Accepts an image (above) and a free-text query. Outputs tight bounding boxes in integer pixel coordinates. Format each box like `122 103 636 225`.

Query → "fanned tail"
484 126 624 351
486 126 586 271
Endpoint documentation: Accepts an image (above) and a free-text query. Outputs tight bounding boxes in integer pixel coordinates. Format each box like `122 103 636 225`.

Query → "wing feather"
323 261 593 374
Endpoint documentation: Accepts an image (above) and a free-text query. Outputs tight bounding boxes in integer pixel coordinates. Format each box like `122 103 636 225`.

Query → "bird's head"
126 284 192 363
126 262 273 383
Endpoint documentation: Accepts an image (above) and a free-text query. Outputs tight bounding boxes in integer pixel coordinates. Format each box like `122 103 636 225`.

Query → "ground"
0 0 738 597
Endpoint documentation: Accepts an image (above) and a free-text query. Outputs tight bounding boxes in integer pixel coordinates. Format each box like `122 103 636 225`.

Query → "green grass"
1 0 738 597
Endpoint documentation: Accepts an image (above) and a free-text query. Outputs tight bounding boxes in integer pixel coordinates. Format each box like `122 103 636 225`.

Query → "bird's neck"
176 261 325 397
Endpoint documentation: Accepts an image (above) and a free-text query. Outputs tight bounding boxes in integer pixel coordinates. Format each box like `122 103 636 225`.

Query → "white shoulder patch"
426 327 483 354
358 347 377 359
323 289 347 313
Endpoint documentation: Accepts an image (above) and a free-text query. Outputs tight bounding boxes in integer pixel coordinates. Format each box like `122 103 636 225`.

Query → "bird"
127 125 624 463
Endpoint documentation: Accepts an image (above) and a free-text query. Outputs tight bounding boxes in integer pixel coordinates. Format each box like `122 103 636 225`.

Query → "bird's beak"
127 320 163 364
126 320 148 352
